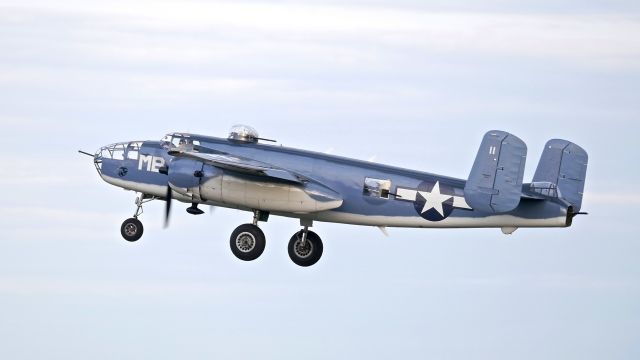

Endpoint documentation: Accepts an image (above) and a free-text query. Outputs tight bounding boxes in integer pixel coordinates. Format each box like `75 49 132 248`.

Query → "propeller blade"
164 186 172 228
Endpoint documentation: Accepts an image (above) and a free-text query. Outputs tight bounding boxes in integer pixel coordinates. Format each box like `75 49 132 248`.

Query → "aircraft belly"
309 211 568 228
306 198 570 228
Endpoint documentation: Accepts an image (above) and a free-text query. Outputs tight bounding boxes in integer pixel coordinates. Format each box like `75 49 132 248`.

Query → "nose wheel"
121 218 144 242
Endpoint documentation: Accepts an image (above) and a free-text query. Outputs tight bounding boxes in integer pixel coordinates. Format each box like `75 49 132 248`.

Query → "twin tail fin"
464 131 588 214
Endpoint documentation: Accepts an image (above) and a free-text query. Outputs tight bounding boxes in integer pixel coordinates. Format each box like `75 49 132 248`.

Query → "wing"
168 149 305 184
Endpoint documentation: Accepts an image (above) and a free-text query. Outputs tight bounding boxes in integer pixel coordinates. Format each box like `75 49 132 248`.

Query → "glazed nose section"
93 146 106 174
94 146 105 161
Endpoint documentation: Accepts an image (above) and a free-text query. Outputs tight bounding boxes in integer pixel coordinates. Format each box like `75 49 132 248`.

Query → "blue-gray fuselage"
94 133 571 230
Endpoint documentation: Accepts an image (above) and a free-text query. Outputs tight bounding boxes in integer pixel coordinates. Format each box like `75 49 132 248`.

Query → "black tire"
288 230 323 267
121 218 143 242
230 224 266 261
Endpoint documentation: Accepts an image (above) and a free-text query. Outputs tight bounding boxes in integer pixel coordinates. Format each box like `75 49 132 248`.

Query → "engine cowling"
167 158 203 190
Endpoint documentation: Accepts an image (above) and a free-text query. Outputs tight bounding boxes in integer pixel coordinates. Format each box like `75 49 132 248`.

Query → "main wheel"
230 224 266 261
288 230 323 267
121 218 143 242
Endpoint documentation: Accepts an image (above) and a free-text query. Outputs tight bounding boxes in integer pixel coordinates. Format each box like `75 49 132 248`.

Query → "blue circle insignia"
118 166 128 177
413 181 455 222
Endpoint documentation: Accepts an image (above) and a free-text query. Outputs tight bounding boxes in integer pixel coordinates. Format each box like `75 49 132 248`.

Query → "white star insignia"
417 181 453 216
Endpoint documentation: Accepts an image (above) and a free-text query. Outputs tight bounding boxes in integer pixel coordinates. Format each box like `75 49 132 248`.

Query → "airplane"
79 125 588 267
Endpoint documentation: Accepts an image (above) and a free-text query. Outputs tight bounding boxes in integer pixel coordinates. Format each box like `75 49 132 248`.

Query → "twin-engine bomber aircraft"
80 125 588 267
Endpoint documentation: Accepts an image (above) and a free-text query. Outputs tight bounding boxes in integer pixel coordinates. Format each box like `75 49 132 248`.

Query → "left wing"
168 149 305 184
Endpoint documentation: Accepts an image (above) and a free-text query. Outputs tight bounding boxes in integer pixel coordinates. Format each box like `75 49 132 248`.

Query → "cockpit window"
160 135 172 148
126 142 142 160
172 137 185 147
161 133 200 149
112 144 125 160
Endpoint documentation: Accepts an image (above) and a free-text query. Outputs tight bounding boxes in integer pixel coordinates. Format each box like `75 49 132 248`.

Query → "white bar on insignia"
396 188 417 202
453 196 472 209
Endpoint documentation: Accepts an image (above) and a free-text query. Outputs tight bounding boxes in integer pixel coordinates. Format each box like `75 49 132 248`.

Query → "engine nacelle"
199 166 342 213
168 161 342 213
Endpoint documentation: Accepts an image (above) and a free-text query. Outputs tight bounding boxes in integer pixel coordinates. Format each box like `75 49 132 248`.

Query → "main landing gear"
288 226 323 267
229 224 266 261
229 212 324 267
119 197 325 267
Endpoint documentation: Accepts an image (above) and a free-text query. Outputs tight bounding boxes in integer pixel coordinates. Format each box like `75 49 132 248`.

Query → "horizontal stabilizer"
464 130 527 213
533 139 588 211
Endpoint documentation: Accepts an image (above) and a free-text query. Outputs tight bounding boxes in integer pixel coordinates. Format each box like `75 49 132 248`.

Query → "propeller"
161 157 214 226
164 186 172 228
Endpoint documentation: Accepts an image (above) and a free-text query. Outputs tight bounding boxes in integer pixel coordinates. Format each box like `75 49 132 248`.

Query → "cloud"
0 206 126 241
584 193 640 206
2 1 639 70
0 115 37 126
0 276 291 299
0 157 99 186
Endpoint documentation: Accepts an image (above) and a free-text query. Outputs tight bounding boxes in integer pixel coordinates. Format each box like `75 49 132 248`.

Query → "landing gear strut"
120 193 155 242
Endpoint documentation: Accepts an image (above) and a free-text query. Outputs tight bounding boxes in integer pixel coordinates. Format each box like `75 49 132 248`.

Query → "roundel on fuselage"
413 181 455 222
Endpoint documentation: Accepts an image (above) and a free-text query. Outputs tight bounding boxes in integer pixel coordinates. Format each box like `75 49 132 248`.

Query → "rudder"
464 130 527 213
533 139 588 212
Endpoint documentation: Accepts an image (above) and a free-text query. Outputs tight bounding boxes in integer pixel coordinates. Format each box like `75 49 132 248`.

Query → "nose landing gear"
121 217 143 242
120 193 156 242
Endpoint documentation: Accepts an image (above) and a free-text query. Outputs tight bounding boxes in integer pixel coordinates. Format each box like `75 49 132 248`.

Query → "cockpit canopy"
228 124 259 143
161 133 201 149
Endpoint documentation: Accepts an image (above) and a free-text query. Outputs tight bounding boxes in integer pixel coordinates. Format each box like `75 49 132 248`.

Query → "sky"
0 1 639 359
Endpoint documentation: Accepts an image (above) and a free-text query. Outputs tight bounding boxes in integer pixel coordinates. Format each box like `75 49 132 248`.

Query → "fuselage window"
363 177 392 199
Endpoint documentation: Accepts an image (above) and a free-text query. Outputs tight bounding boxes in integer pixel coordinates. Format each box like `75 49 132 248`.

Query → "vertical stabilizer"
533 139 588 212
464 130 527 213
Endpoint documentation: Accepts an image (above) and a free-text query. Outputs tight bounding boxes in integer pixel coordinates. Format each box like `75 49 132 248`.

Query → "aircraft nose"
78 147 103 174
95 146 105 159
92 146 105 174
78 148 99 160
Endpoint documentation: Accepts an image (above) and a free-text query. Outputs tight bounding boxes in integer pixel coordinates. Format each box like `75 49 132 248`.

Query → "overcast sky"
0 1 639 359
